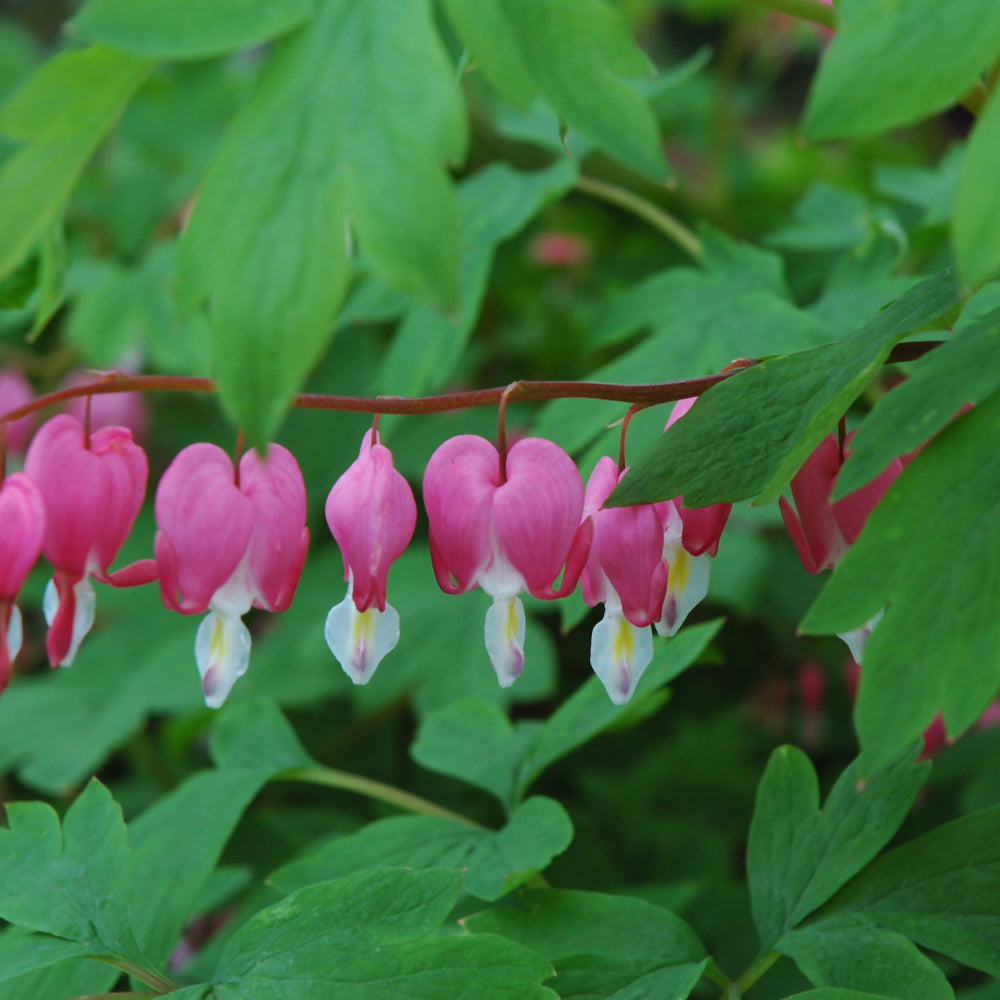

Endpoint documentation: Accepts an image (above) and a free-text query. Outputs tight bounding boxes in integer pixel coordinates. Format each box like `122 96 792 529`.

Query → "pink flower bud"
423 434 591 686
155 442 308 707
324 430 416 684
25 414 148 667
0 473 45 691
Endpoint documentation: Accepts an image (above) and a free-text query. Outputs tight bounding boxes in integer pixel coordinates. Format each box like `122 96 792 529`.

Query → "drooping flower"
580 456 667 704
0 368 36 462
24 414 150 667
653 397 731 637
779 431 902 660
324 429 416 684
0 473 45 691
155 442 308 708
423 434 591 687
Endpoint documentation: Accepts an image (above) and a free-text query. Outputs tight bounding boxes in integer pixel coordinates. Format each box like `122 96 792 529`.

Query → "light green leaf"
210 696 317 776
767 183 877 252
212 869 556 999
178 0 466 443
72 0 314 59
271 797 573 902
609 267 962 508
955 91 1000 287
466 888 707 1000
442 0 667 179
0 44 151 280
0 929 93 985
838 283 1000 495
748 746 928 948
803 390 1000 773
0 957 116 1000
779 920 952 1000
804 0 1000 139
0 780 142 962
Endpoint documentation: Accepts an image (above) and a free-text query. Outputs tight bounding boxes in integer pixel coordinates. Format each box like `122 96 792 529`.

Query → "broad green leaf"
782 993 908 1000
270 797 573 901
804 0 1000 139
0 958 116 1000
442 0 667 179
955 90 1000 287
0 21 37 103
211 869 556 999
177 0 466 443
609 267 962 508
72 0 314 59
210 696 317 776
0 780 142 962
0 44 151 280
814 803 1000 977
803 391 1000 773
767 183 877 252
129 768 268 966
0 929 92 985
375 159 578 396
748 746 928 948
838 284 1000 495
466 889 707 1000
779 920 952 1000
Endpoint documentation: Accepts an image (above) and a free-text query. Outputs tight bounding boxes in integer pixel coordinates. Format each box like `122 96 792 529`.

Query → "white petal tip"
325 594 399 685
195 612 251 709
485 596 526 688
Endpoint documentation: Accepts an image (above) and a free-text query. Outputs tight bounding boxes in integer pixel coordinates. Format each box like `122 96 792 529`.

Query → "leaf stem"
92 955 177 993
66 993 157 1000
734 949 781 994
573 175 704 261
734 0 835 29
280 766 483 828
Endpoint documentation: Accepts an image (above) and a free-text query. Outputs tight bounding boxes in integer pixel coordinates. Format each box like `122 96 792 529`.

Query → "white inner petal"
195 611 252 709
654 541 710 638
43 576 97 667
838 608 884 665
6 604 23 663
484 595 526 687
591 605 653 705
325 584 400 685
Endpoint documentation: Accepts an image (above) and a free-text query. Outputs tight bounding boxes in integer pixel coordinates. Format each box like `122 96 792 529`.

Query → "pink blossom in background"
25 415 149 667
62 370 150 441
423 434 591 687
324 430 416 684
0 368 36 459
155 442 308 707
528 231 591 269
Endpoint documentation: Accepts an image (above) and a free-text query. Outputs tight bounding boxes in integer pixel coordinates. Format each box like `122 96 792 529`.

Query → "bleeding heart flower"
423 434 591 687
581 456 667 704
0 473 45 691
155 442 308 708
324 429 416 684
0 368 35 461
25 414 150 667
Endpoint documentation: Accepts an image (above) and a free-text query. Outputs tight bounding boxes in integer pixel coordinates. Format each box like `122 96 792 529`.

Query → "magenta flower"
25 415 149 667
653 398 731 637
423 434 591 686
155 442 308 708
0 368 36 460
324 430 416 684
779 432 901 661
581 456 667 704
0 473 45 691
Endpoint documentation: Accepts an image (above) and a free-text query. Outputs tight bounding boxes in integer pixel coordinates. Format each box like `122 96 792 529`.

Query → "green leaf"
129 768 268 966
803 391 1000 773
0 957 117 1000
72 0 314 59
779 920 952 1000
838 283 1000 495
375 159 578 396
956 91 1000 287
177 0 466 443
0 929 93 985
0 780 142 962
466 888 707 1000
442 0 667 179
815 803 1000 978
748 746 928 948
767 183 878 252
0 44 151 280
781 993 909 1000
211 869 556 999
210 696 317 776
270 797 573 902
804 0 1000 139
609 267 962 508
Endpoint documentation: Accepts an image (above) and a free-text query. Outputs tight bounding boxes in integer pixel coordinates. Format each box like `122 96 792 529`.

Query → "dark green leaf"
781 993 908 1000
442 0 667 179
211 869 556 999
803 391 1000 773
609 267 962 508
0 929 92 985
72 0 314 59
177 0 466 443
271 797 573 901
955 90 1000 287
804 0 1000 139
466 888 707 1000
838 283 1000 495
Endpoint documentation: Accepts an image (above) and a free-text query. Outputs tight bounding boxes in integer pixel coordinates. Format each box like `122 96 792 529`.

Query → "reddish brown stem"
618 404 647 474
496 382 521 484
233 430 244 486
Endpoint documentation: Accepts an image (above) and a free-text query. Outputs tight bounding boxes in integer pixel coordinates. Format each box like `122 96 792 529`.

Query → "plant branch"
735 949 781 994
280 766 482 828
91 956 177 994
735 0 835 29
573 175 704 261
